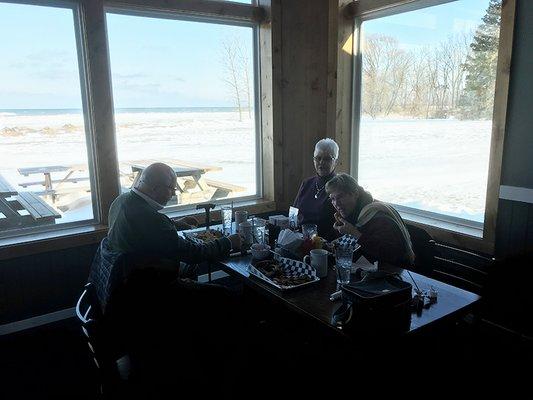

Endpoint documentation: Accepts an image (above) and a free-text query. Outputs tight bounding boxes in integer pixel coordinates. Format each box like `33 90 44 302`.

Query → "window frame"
339 0 516 254
0 0 100 241
104 5 264 212
0 0 274 257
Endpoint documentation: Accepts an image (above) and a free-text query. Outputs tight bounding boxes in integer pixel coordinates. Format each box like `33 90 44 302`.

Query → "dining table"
214 252 481 338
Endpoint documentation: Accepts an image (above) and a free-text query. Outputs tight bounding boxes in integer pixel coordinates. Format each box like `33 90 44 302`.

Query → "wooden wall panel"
0 244 97 324
278 0 330 210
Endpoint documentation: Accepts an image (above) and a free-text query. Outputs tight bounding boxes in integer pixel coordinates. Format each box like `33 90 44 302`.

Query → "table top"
216 254 480 337
17 164 86 176
127 158 222 177
0 174 17 196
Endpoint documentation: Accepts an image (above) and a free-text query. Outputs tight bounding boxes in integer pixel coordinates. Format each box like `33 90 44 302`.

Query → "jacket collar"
132 188 164 211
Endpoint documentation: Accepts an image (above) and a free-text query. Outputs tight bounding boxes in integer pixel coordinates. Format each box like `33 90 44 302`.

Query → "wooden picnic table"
0 173 18 197
0 173 60 230
17 164 88 197
127 159 222 193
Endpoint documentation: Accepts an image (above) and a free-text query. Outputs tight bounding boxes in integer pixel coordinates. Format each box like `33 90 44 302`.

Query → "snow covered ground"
0 110 490 226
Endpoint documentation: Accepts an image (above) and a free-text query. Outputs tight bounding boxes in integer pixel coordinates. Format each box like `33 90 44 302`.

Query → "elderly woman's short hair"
325 173 359 195
314 138 339 159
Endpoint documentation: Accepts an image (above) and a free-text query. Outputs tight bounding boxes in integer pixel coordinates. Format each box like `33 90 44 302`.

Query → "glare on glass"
221 206 232 235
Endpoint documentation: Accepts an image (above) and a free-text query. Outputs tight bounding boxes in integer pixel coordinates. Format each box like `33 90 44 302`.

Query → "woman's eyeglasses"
313 155 335 163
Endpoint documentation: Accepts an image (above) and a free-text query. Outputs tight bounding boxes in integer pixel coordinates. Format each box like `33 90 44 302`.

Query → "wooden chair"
406 224 435 277
430 241 494 295
75 282 131 397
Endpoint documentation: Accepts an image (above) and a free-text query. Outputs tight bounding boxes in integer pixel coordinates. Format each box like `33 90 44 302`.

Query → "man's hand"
227 233 241 251
174 216 199 230
333 214 359 236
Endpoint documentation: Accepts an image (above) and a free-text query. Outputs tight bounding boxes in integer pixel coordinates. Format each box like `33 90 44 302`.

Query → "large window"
106 12 259 208
0 2 94 238
355 0 504 229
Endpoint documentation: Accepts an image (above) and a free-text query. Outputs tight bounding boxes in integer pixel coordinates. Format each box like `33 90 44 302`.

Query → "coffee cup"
303 248 329 278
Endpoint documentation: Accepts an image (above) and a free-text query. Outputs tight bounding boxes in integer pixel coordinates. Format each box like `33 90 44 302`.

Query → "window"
106 12 259 209
354 0 505 231
0 2 95 238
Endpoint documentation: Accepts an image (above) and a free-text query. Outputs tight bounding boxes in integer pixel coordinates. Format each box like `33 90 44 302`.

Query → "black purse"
332 271 413 334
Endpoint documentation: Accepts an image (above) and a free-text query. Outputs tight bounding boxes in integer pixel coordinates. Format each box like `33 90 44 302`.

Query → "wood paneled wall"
0 244 97 324
495 0 533 258
276 0 331 210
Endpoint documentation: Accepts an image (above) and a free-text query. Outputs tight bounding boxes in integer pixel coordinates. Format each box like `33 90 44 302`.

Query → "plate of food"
183 229 224 245
249 257 319 290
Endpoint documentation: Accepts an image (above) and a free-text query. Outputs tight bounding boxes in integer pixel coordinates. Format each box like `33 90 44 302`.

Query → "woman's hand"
333 214 359 236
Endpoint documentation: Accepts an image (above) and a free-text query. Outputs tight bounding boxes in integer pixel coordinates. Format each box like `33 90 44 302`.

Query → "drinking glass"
220 206 232 235
335 245 353 286
302 223 318 240
251 218 266 245
235 210 248 232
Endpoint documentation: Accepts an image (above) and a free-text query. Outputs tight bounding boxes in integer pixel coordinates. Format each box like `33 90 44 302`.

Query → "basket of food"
183 229 224 245
249 256 319 290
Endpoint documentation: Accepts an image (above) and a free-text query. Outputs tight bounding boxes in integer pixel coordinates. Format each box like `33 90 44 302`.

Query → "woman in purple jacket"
293 138 339 241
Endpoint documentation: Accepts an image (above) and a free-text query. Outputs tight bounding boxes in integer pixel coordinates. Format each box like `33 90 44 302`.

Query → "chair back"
430 241 494 294
76 282 125 395
88 237 129 315
406 224 434 276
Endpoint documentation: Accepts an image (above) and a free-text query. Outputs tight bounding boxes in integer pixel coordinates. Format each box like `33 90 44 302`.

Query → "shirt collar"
132 187 165 210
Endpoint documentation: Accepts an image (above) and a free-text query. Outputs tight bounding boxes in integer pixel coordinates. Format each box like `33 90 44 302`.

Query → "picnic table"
17 165 89 199
0 172 60 230
127 159 223 194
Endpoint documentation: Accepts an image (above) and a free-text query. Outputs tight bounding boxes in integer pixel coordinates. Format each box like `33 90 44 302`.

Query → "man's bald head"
135 163 177 206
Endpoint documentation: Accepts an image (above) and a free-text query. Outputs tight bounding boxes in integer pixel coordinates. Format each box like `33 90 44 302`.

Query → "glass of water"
221 206 233 235
335 245 353 286
251 218 266 245
302 223 318 240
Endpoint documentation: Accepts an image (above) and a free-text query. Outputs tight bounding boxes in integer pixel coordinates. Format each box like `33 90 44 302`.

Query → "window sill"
0 199 277 260
165 198 277 224
399 210 493 254
0 224 109 261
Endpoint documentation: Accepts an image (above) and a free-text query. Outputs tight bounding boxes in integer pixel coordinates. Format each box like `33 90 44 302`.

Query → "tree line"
361 0 501 120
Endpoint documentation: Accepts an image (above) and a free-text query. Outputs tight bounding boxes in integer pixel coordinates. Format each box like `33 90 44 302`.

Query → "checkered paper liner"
249 256 319 291
331 234 361 250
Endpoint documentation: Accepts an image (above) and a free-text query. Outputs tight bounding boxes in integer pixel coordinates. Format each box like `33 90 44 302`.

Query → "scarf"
356 201 415 265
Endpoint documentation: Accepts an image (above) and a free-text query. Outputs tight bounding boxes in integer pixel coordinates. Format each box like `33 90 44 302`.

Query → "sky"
0 0 493 109
363 0 490 49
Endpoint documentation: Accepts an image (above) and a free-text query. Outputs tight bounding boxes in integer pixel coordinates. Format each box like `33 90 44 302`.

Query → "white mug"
303 249 329 278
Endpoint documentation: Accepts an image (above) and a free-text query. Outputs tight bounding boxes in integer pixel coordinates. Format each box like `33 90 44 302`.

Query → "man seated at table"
107 161 241 277
92 162 243 393
325 173 414 267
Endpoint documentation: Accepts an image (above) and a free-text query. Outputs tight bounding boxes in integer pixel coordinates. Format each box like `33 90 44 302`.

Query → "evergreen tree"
459 0 501 119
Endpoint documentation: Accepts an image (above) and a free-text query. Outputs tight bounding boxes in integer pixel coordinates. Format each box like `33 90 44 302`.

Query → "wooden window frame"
0 0 277 259
333 0 516 254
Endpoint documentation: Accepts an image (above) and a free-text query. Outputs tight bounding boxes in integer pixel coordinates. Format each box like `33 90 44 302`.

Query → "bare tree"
220 37 253 121
221 38 243 121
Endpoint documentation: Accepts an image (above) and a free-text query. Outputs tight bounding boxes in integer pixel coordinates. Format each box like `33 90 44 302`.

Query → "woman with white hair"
293 138 339 240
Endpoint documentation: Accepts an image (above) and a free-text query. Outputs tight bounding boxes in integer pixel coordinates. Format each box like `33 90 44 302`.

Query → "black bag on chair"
332 272 413 334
